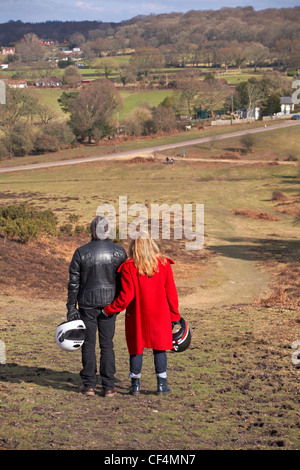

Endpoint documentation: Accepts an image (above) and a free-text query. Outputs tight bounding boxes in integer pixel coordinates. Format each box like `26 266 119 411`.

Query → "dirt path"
182 239 271 309
180 217 272 310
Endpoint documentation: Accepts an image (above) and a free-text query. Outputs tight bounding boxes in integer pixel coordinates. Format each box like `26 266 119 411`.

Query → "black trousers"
79 307 116 391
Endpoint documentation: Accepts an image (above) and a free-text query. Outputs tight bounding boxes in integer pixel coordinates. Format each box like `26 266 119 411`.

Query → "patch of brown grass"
273 197 300 216
212 152 241 160
231 208 281 221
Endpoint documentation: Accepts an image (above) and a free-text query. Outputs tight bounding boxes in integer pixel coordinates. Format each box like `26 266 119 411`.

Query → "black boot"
130 378 140 396
157 376 171 395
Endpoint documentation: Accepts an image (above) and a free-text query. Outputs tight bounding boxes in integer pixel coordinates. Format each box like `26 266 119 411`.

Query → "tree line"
1 7 300 71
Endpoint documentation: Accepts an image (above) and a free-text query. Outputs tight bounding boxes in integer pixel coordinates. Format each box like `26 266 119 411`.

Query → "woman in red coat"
103 232 181 395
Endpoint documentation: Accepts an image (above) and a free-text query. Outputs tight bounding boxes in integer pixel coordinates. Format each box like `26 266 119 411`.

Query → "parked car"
291 114 300 120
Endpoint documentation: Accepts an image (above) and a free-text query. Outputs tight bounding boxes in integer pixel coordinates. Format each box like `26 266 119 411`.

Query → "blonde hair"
129 232 166 277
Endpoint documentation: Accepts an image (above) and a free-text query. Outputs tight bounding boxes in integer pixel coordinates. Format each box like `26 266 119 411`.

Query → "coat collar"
117 257 174 272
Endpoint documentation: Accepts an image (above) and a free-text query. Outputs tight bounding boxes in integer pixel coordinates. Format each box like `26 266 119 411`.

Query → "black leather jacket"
67 238 127 313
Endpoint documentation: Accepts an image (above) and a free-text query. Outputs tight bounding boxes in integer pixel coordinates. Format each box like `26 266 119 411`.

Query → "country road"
0 119 299 174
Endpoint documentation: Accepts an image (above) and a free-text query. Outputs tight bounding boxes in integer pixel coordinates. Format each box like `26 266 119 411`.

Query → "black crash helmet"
172 317 191 352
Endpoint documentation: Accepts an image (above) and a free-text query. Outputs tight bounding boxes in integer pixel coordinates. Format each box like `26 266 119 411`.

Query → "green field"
28 87 174 122
119 89 174 118
92 55 132 67
30 88 67 120
0 125 299 450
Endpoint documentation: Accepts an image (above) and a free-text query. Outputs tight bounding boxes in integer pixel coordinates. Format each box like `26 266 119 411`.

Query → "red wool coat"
104 257 181 355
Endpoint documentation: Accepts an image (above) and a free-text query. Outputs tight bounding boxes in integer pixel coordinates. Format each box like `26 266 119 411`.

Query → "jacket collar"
117 257 174 272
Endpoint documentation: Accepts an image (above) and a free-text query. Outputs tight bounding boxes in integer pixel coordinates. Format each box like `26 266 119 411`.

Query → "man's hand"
100 308 109 318
67 308 81 322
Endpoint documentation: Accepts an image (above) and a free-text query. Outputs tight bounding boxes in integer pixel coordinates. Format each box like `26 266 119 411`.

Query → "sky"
0 0 299 24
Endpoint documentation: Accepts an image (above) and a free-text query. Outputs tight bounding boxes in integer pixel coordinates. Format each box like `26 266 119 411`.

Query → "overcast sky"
1 0 299 23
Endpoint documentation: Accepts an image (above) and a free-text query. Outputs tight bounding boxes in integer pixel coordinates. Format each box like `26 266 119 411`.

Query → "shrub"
3 123 34 157
33 122 76 154
69 214 80 223
123 106 153 136
285 155 298 161
240 134 255 153
271 191 287 201
74 224 86 233
0 204 58 243
33 132 60 153
43 122 76 148
0 140 9 160
59 223 73 236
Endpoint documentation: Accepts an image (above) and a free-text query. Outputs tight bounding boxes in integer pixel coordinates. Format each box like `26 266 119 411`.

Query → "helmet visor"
64 328 86 341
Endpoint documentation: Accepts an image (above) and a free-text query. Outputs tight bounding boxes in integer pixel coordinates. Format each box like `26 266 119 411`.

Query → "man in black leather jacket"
66 216 127 397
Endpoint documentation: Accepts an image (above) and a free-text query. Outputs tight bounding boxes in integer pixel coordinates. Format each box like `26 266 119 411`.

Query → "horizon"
1 1 299 24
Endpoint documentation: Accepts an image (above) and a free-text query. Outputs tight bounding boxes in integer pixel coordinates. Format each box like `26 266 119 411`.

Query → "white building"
8 80 27 88
280 97 295 115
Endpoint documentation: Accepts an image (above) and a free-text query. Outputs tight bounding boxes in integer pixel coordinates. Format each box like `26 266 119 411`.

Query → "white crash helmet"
55 319 86 351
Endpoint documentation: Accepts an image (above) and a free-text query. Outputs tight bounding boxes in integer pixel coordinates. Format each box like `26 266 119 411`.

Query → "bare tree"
0 88 39 133
99 58 118 79
118 64 136 87
63 65 81 88
123 105 153 136
153 105 177 132
81 42 97 66
245 82 264 118
37 105 57 125
245 43 269 71
130 47 164 79
68 80 122 142
196 77 231 118
69 33 86 47
176 71 202 117
15 33 44 63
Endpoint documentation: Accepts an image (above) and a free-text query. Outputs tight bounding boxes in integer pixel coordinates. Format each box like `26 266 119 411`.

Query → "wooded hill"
1 7 299 55
0 20 119 45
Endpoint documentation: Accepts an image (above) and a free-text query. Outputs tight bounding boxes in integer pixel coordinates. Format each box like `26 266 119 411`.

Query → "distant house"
81 78 96 84
8 80 27 88
35 77 62 87
60 47 73 55
40 40 55 46
280 97 295 115
1 46 15 55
